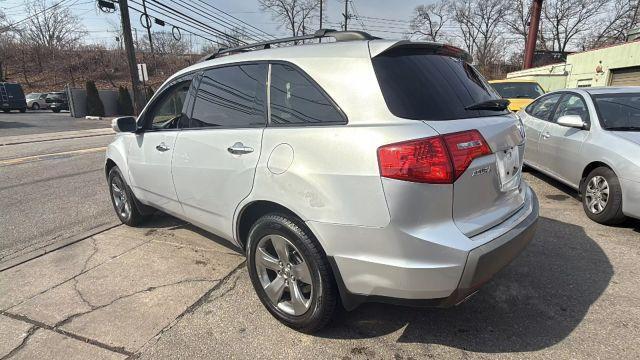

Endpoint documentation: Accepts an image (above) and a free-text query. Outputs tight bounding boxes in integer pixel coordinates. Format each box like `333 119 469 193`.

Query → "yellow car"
488 80 545 112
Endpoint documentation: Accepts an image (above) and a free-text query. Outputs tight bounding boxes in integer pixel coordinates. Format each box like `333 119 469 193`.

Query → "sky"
1 0 429 51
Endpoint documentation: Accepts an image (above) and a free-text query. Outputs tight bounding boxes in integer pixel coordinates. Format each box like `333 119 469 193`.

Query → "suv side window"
148 81 191 130
189 64 267 128
269 63 345 125
553 93 589 124
528 93 562 121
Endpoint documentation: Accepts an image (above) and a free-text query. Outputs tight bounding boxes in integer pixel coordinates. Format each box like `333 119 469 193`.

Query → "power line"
191 0 275 40
127 1 224 46
144 0 247 45
167 0 265 43
0 0 74 33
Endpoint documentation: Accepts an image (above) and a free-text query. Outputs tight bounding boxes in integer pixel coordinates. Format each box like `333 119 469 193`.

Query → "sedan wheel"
255 234 313 316
582 167 625 225
584 175 609 214
32 103 40 110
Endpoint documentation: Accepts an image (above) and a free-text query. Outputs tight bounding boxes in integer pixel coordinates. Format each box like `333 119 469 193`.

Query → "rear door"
521 93 563 168
172 63 267 240
538 92 590 187
372 46 527 236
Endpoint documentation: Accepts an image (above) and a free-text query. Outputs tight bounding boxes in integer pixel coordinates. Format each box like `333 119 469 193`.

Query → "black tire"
107 166 151 226
32 103 40 110
581 166 626 225
52 108 60 113
246 213 338 333
19 108 26 113
2 109 9 113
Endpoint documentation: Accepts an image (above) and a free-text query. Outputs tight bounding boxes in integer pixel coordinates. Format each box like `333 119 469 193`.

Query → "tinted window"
372 48 507 120
148 81 190 130
270 64 344 125
190 64 267 128
593 93 640 130
492 82 544 99
528 94 562 121
553 94 588 123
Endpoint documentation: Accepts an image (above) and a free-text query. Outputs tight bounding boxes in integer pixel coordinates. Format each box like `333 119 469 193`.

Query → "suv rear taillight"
377 130 491 184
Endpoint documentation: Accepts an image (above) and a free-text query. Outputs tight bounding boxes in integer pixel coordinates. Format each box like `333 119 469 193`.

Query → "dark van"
0 82 27 113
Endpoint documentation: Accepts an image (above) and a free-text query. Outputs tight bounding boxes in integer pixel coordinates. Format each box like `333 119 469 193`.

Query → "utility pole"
141 0 156 75
343 0 349 31
118 0 144 114
319 0 324 42
523 0 543 69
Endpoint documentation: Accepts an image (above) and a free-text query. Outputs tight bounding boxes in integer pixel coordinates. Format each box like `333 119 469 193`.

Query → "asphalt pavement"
0 113 117 264
0 111 109 137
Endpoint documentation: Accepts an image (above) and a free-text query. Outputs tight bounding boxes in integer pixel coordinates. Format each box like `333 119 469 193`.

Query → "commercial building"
506 39 640 91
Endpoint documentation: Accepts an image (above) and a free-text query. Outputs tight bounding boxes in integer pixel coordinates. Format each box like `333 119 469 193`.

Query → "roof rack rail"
200 28 379 62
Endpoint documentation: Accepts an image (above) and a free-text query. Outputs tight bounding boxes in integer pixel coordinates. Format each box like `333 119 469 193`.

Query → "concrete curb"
0 221 121 272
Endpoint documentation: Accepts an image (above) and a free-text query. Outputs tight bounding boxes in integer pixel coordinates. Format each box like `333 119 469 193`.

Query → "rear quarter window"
372 48 507 120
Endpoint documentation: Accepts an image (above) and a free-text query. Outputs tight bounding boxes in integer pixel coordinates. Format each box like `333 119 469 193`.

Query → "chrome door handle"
541 131 551 139
155 142 170 152
227 142 254 155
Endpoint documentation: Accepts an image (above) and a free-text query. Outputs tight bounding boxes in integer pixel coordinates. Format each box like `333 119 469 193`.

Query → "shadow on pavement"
0 121 33 129
320 216 613 353
138 212 243 254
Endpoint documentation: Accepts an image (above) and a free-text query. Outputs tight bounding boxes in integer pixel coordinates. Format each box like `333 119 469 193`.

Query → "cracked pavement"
1 172 640 359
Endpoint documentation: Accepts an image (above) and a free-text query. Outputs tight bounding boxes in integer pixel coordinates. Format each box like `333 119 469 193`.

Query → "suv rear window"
372 48 507 120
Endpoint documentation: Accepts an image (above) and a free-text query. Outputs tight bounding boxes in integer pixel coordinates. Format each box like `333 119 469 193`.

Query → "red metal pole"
523 0 543 69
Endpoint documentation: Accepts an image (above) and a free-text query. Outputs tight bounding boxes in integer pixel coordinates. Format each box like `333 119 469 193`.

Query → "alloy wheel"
254 234 313 316
585 175 609 214
111 175 131 219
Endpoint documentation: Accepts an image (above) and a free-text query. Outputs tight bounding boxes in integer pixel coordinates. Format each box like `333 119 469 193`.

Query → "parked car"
489 79 545 112
518 86 640 224
0 82 27 113
45 92 69 112
105 30 539 332
26 92 49 110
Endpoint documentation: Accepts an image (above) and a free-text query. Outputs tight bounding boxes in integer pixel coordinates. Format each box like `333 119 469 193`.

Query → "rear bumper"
313 186 539 310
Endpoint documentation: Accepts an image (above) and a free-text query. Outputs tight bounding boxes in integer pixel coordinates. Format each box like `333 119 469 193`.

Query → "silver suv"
105 30 539 332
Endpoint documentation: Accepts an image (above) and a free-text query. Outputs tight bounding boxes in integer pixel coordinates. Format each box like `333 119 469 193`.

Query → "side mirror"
557 115 586 129
112 116 137 133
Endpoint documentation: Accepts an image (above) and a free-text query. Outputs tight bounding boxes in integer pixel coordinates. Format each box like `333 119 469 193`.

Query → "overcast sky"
1 0 429 50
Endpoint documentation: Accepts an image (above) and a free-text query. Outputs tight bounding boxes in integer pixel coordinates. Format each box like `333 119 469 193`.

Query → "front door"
172 63 268 240
127 78 192 216
538 93 590 187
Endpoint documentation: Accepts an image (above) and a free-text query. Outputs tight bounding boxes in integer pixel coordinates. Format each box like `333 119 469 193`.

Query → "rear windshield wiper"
465 99 510 111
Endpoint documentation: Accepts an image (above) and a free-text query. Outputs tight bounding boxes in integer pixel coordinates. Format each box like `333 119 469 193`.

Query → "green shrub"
116 86 134 115
85 80 105 116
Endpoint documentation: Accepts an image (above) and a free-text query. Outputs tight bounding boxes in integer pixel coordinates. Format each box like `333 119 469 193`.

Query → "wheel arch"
580 161 617 192
235 200 309 252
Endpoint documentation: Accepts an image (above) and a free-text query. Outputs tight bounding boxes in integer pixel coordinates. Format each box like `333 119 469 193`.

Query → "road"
0 112 116 263
0 111 110 137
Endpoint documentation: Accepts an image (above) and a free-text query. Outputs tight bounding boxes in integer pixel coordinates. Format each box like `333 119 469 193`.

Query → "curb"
0 222 121 272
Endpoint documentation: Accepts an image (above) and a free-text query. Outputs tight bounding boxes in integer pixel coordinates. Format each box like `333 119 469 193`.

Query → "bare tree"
587 0 639 48
542 0 607 52
142 31 190 55
258 0 319 39
453 0 507 70
409 1 453 42
20 0 85 50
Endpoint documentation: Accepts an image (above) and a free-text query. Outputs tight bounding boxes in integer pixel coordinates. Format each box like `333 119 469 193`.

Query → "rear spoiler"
369 40 473 63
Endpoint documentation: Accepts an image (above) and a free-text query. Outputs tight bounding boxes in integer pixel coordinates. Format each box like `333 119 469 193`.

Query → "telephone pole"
118 0 144 114
523 0 543 69
343 0 349 31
